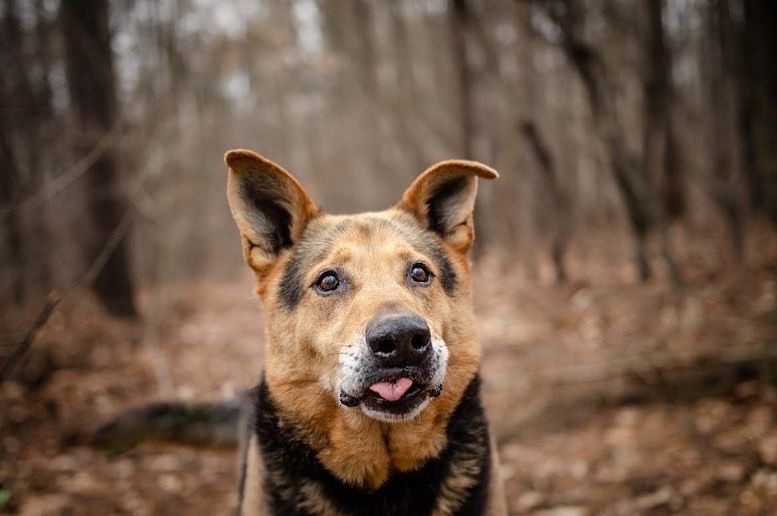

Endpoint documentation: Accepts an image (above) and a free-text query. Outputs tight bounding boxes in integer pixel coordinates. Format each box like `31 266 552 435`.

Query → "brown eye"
316 272 340 293
410 264 431 284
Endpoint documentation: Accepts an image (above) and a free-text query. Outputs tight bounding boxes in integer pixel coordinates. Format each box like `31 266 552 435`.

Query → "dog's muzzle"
337 311 449 422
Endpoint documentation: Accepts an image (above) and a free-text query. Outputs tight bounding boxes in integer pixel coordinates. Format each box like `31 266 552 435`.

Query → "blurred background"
1 0 776 514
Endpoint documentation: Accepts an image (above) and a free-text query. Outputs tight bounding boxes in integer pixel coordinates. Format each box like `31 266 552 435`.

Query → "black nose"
366 312 432 366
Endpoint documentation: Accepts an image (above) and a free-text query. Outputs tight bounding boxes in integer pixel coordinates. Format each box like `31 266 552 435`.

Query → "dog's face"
225 150 496 424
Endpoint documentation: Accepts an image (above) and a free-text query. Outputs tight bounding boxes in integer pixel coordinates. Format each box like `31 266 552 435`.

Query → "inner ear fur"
398 159 498 254
225 149 319 274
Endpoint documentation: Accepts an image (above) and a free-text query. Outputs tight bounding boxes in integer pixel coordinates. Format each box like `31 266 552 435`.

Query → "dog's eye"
409 264 431 284
315 271 340 293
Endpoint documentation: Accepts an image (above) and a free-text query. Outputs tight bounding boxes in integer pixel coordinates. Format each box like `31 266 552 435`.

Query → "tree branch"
0 292 60 385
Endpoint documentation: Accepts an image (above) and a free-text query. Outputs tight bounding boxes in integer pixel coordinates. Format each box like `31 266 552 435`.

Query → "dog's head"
225 149 496 424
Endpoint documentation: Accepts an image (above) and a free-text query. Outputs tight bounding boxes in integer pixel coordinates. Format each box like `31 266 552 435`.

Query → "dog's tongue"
369 377 413 402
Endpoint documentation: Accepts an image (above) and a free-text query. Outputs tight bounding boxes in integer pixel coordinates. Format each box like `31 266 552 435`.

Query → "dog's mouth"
339 369 443 420
369 377 416 402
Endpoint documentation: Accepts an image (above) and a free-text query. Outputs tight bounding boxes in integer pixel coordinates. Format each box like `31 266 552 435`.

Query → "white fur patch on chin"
430 335 449 387
336 333 450 423
361 398 431 423
335 335 370 398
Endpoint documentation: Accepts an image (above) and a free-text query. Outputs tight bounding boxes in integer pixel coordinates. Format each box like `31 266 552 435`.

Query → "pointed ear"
398 159 498 254
225 149 320 274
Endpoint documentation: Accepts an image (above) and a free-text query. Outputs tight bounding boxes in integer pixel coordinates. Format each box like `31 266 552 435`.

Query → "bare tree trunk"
741 1 777 223
27 0 54 295
449 0 474 160
0 0 33 303
735 0 761 213
388 1 427 174
0 122 24 304
642 0 683 285
519 121 568 283
540 0 653 280
350 0 391 188
643 0 685 218
319 0 381 207
707 0 745 260
512 3 570 282
61 0 138 317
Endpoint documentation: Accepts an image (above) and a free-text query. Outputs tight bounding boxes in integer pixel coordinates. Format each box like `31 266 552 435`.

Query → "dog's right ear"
225 149 320 275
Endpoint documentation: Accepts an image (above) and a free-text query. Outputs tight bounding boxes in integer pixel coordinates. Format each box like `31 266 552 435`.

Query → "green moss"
0 487 12 510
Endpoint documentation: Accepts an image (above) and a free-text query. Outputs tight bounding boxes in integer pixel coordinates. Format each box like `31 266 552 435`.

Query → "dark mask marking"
277 219 353 310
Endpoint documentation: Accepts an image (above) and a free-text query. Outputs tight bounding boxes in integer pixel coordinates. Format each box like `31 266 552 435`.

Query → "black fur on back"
250 376 491 516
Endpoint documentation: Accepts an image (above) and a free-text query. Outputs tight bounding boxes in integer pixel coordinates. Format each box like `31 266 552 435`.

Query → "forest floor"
2 235 777 515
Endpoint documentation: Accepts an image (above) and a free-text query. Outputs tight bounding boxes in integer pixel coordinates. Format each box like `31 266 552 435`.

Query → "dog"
225 149 506 516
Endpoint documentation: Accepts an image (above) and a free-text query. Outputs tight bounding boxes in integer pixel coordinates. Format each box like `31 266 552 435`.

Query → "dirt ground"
2 242 777 515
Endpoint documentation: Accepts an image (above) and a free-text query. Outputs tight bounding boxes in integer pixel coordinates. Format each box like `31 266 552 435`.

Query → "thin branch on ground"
0 292 60 385
58 207 135 315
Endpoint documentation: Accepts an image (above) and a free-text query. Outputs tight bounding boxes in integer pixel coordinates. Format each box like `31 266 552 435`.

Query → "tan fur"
225 151 501 502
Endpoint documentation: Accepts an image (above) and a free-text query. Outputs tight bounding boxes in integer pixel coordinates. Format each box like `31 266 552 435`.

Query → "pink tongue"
369 377 413 402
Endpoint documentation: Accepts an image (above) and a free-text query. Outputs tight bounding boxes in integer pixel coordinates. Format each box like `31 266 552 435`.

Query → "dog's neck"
254 374 491 514
264 354 479 489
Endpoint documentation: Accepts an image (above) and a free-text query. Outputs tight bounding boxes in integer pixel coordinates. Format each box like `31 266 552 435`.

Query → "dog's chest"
244 378 491 516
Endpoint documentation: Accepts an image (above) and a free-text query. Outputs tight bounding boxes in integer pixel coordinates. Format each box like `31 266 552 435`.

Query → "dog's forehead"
302 210 422 252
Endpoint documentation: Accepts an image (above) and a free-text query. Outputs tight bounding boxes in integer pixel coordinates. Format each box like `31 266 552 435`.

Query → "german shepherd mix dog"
225 149 507 516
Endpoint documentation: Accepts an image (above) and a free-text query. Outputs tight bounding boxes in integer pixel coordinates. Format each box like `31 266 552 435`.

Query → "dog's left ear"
398 160 498 254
